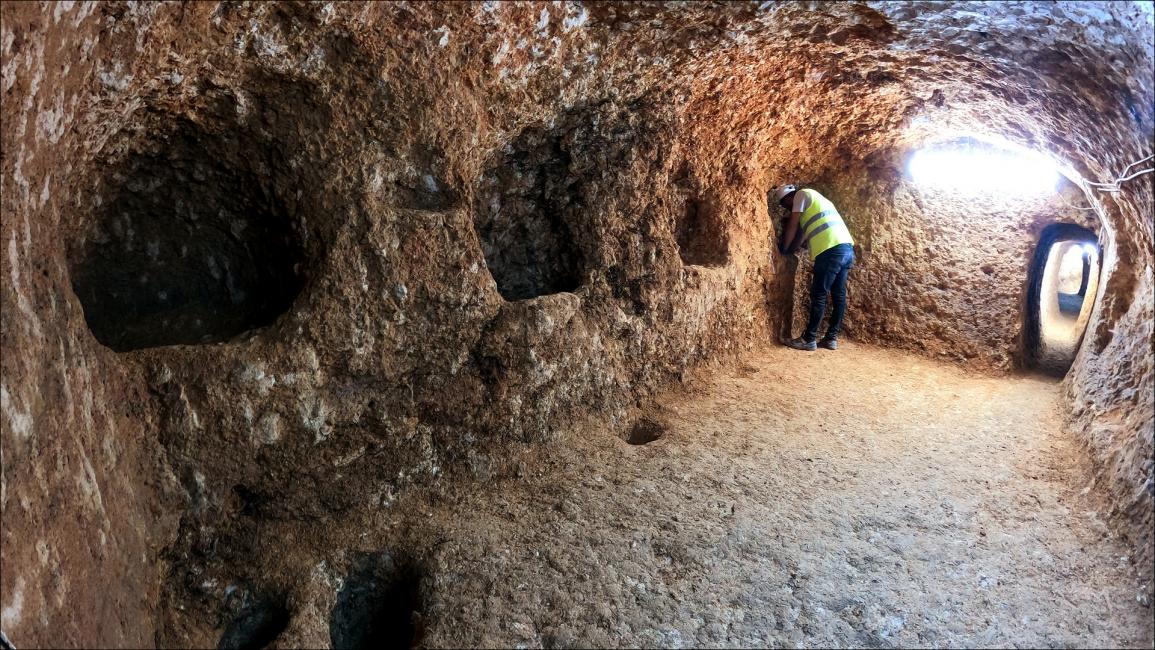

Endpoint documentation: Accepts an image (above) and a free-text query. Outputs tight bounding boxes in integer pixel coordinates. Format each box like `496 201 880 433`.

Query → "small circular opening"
625 418 667 445
218 593 290 650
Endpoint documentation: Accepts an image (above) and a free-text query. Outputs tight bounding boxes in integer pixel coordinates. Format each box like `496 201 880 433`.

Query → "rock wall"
1 4 775 645
2 1 1152 646
1066 179 1155 592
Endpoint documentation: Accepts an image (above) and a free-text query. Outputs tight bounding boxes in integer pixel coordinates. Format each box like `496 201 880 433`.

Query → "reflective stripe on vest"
798 189 854 259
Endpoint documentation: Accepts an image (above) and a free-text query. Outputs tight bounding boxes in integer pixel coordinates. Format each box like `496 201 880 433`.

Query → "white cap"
773 184 797 202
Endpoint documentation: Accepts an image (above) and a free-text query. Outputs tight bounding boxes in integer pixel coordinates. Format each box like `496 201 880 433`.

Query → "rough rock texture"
1065 179 1155 594
1 1 1152 647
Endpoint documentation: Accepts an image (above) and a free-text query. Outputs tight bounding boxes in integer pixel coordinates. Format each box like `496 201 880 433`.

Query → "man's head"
773 184 797 210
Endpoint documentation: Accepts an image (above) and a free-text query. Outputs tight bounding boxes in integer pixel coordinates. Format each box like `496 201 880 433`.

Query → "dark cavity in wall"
218 594 290 650
330 552 424 649
471 99 666 301
232 484 263 517
675 196 729 267
473 124 585 301
70 124 305 351
70 76 332 352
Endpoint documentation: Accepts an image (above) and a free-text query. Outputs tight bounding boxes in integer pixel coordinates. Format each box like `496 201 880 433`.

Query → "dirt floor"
280 342 1153 648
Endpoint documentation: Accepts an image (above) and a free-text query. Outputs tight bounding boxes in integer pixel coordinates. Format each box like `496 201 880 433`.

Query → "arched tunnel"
1 2 1153 648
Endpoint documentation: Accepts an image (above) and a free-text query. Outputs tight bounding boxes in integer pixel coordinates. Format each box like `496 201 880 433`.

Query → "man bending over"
771 184 855 351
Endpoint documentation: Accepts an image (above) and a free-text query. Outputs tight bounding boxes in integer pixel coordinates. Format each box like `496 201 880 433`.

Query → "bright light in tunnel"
908 145 1060 195
1058 244 1087 282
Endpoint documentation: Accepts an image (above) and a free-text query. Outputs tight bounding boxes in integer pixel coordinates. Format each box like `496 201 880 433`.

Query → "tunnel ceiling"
409 1 1154 187
616 1 1154 188
6 2 1152 201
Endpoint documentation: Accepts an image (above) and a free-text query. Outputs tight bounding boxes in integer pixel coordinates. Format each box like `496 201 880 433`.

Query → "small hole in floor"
217 596 289 650
232 484 261 517
330 552 423 649
625 418 666 445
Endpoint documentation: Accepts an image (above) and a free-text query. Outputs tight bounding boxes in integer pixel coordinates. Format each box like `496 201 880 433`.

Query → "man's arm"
779 190 811 255
779 210 802 255
780 188 808 253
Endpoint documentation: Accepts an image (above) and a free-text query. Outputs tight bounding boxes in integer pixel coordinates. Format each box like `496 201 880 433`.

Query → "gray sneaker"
818 338 838 350
785 337 817 351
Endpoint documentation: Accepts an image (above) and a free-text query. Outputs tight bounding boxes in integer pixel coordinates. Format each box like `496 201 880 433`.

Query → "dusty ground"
354 342 1152 649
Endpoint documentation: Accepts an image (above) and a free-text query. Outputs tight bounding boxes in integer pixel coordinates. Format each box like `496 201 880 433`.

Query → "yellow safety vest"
798 188 854 259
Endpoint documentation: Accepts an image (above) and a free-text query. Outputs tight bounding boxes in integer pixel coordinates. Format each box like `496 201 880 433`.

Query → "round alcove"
70 126 307 352
69 76 334 352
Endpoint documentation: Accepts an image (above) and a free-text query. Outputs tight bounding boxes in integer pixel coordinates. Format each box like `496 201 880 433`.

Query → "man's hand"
779 210 803 255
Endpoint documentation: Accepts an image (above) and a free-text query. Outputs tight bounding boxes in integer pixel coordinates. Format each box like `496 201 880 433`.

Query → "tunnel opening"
1025 223 1100 375
330 552 423 649
473 126 585 302
674 196 729 268
69 123 307 352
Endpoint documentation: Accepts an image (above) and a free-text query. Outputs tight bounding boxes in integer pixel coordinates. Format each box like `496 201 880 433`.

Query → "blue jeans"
804 243 854 342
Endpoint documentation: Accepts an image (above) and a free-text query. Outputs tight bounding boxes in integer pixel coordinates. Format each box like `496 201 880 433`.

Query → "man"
771 184 855 351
